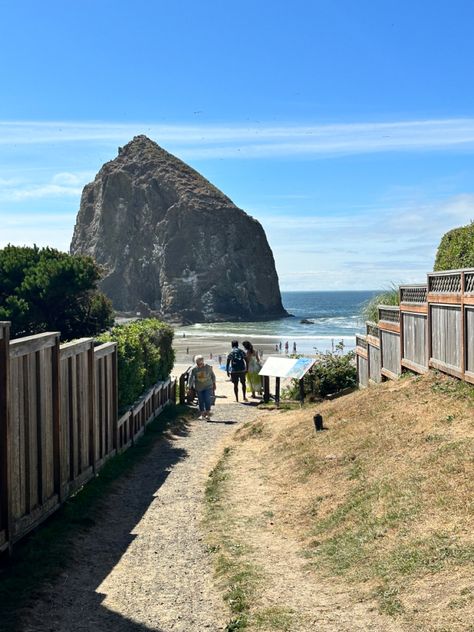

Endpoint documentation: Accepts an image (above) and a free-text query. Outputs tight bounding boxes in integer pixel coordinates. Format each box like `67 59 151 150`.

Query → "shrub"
97 319 175 411
286 349 357 400
434 221 474 270
0 244 114 339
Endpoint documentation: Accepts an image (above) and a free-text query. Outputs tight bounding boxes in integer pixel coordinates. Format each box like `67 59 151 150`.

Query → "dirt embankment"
205 371 474 632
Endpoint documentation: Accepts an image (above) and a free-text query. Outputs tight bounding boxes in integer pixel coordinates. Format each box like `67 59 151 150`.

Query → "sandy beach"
172 330 303 366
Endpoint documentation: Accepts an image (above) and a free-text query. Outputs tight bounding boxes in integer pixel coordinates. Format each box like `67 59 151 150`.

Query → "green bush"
286 349 357 400
97 319 175 411
434 222 474 270
0 244 114 339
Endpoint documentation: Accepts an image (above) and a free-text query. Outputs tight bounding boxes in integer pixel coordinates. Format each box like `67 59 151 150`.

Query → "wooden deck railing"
0 323 176 553
356 267 474 387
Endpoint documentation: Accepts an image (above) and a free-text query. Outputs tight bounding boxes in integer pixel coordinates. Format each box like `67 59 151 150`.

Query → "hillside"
205 371 474 631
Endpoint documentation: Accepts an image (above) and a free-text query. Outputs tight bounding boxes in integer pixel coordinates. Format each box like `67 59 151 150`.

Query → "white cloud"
0 171 93 202
2 118 474 158
261 193 474 290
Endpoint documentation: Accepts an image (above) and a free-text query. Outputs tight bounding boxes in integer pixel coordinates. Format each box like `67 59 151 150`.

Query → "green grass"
0 403 190 632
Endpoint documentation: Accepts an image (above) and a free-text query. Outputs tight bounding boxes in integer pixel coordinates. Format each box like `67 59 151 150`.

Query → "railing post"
0 322 12 553
51 333 62 502
179 373 186 405
112 343 119 451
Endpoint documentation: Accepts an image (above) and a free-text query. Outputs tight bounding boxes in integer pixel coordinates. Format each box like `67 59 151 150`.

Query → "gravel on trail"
18 381 259 632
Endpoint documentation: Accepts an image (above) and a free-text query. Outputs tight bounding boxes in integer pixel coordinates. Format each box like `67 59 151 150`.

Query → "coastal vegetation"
0 244 113 339
204 371 474 630
361 284 399 323
285 347 357 400
97 318 175 411
434 221 474 270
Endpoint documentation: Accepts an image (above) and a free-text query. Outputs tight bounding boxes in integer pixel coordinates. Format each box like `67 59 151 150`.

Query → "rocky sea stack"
70 135 288 323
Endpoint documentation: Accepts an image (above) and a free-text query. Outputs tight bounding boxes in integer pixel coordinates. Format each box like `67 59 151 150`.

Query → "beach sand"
172 331 297 365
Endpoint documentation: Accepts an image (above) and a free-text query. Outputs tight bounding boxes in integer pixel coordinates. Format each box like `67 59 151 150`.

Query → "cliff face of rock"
70 135 288 322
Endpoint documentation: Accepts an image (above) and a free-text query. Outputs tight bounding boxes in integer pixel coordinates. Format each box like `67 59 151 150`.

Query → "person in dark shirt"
225 340 247 402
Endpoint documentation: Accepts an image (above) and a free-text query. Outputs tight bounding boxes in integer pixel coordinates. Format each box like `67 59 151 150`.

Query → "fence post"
0 322 11 553
51 334 62 500
112 343 119 451
179 373 186 405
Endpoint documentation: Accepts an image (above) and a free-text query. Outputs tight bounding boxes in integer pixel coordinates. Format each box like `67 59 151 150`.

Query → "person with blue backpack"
225 340 248 402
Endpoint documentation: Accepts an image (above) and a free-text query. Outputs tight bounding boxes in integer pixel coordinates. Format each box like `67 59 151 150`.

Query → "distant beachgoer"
218 354 222 365
275 344 279 352
225 340 247 402
188 355 216 421
293 342 297 353
285 341 289 354
279 341 282 351
186 347 189 354
242 340 262 398
210 352 213 360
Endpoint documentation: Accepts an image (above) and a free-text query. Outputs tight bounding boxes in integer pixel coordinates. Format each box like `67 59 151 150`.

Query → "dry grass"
210 371 474 631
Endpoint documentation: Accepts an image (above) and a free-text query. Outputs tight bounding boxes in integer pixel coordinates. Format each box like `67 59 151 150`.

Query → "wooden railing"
356 267 474 387
0 323 176 553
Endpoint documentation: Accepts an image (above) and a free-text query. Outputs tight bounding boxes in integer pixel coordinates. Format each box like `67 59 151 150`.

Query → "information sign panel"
259 357 315 380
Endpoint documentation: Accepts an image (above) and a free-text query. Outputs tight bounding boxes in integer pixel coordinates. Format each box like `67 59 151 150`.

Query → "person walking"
226 340 248 402
242 340 262 398
188 355 216 420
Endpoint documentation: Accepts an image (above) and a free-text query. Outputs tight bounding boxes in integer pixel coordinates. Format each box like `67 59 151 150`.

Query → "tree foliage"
0 245 114 339
97 319 175 411
434 222 474 271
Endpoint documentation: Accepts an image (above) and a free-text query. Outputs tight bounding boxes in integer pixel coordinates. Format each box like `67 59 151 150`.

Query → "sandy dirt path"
18 366 258 632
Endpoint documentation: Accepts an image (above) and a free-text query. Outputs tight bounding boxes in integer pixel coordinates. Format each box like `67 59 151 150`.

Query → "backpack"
229 348 246 372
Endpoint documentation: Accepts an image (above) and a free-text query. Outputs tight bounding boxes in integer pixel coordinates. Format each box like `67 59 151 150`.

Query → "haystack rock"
70 135 288 322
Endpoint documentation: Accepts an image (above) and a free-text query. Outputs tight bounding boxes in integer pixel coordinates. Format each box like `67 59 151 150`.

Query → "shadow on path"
3 412 194 632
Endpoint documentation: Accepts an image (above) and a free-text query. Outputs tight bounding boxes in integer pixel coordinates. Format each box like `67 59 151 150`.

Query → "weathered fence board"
94 343 117 468
357 354 368 387
402 312 428 373
381 330 400 378
430 304 462 375
466 306 474 378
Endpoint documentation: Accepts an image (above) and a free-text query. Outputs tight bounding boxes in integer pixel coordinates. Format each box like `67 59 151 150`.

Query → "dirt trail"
18 367 258 632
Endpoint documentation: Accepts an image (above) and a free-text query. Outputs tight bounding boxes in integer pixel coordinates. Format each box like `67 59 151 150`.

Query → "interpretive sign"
259 357 315 380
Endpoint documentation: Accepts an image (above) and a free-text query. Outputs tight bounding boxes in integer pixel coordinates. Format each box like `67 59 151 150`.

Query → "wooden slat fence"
0 322 11 553
0 323 176 553
356 267 474 387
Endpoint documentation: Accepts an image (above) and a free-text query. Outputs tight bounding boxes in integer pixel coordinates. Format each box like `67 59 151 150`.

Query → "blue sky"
1 0 474 290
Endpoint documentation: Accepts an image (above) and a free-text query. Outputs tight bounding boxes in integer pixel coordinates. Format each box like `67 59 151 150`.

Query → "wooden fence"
0 323 176 553
356 267 474 387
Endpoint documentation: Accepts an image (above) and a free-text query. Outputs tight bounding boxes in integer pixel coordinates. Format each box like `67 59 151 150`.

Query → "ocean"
179 291 378 356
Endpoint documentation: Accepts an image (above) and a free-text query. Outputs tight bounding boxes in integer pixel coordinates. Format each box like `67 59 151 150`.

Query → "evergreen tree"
0 245 114 339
